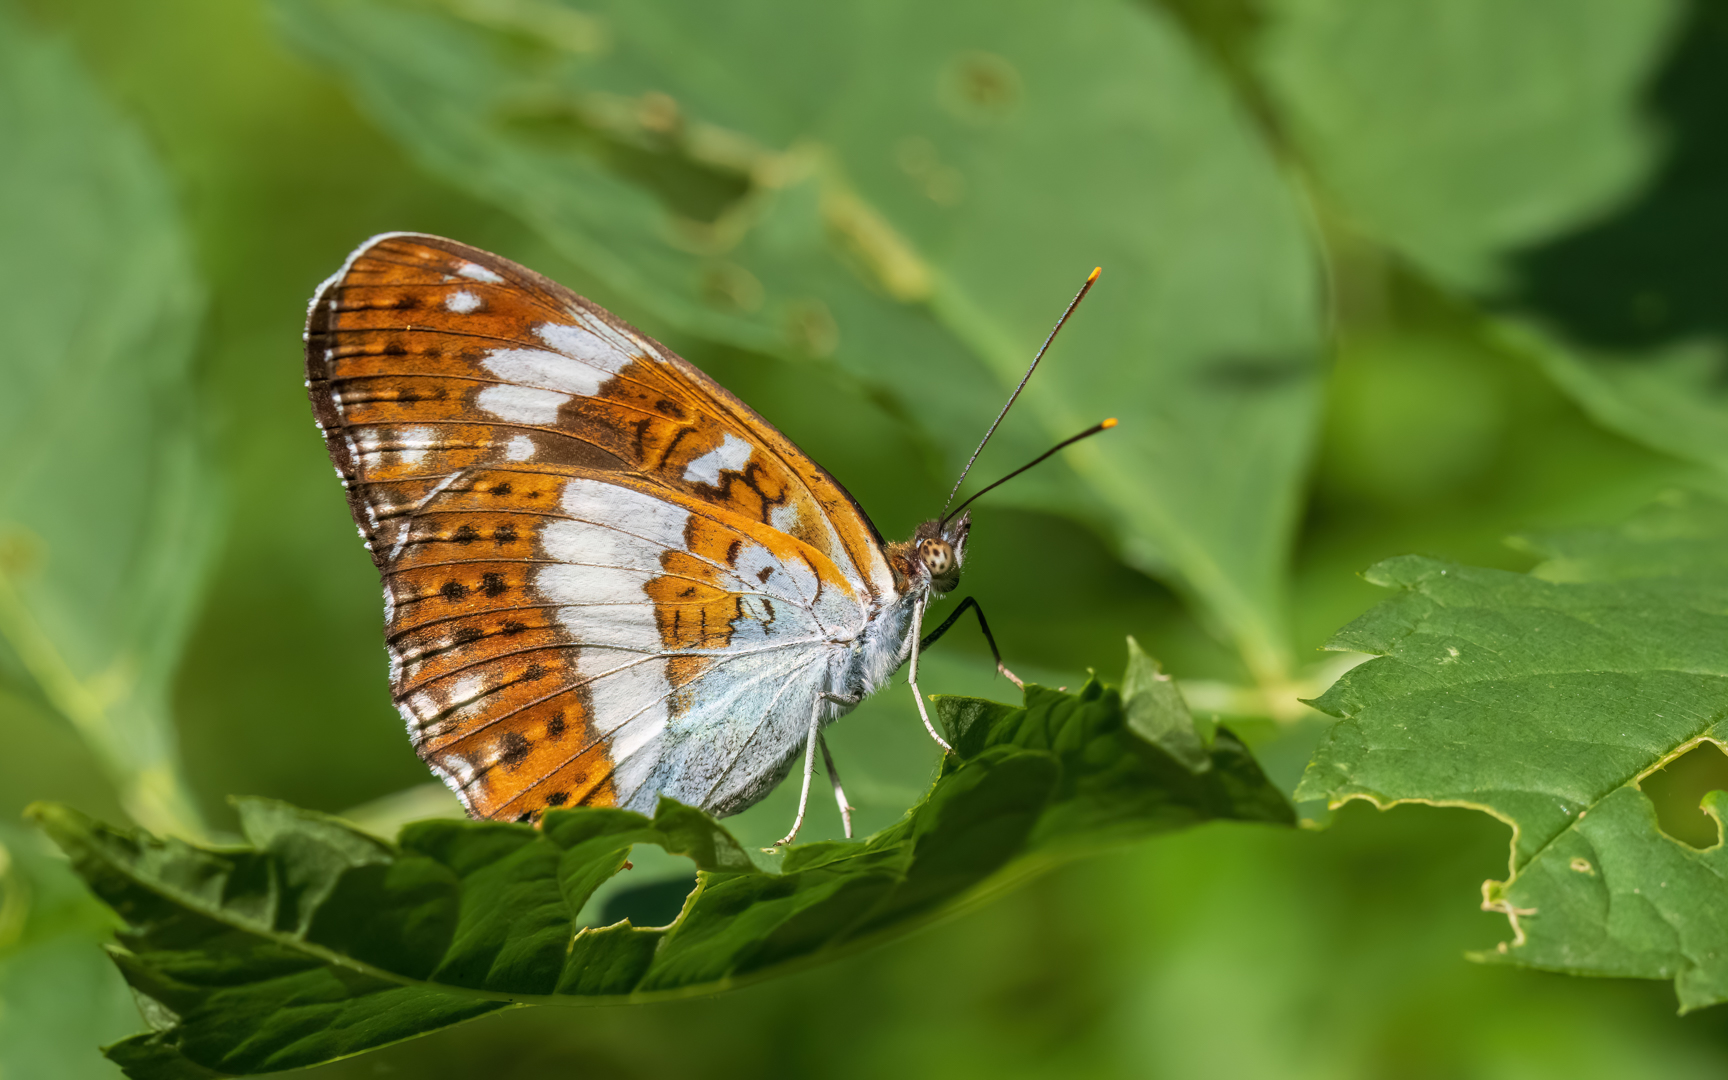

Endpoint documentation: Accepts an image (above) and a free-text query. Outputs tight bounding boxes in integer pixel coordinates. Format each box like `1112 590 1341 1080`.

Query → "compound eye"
921 539 953 576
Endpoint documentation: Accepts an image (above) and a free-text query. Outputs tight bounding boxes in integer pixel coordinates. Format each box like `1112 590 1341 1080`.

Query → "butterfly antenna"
940 266 1101 519
942 418 1117 527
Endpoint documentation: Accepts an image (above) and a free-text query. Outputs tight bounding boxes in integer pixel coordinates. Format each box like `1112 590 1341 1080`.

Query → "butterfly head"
909 512 969 595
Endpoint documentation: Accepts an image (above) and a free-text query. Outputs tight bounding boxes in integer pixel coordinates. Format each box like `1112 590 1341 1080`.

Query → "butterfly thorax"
847 511 969 696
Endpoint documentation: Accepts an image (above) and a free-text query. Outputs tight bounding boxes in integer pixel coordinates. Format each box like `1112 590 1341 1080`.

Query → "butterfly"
304 233 1108 845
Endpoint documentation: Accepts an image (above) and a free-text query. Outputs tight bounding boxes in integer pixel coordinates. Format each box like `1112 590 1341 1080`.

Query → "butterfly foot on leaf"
998 662 1025 690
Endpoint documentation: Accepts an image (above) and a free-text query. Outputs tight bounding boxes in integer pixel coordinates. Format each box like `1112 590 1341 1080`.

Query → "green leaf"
0 1 215 836
36 660 1291 1078
1488 320 1728 476
1299 490 1728 1010
1502 5 1728 473
272 0 1326 683
1257 0 1728 475
1259 0 1677 293
1122 635 1211 772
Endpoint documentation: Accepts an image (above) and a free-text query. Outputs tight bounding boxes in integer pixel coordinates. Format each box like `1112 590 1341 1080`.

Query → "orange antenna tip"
942 417 1121 524
939 263 1105 517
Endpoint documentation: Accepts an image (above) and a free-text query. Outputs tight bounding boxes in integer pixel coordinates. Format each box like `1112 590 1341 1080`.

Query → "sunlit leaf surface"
1301 491 1728 1010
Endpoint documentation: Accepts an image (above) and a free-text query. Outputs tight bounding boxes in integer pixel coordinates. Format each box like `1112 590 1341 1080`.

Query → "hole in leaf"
1639 741 1728 848
600 876 695 928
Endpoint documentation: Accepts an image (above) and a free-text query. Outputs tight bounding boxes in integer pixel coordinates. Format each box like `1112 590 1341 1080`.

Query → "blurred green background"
6 0 1728 1075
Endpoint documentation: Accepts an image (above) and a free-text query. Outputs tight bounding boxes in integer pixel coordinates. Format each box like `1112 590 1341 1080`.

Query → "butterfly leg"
818 735 855 839
775 691 860 848
906 597 956 755
919 596 1024 689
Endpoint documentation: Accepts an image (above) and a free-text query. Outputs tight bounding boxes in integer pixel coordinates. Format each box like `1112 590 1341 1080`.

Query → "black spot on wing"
499 731 531 769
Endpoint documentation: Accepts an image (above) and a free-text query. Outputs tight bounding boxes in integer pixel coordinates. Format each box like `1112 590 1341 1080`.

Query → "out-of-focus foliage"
0 824 137 1080
9 0 1728 1074
0 0 211 844
1261 0 1679 292
1262 0 1728 475
273 0 1327 684
0 6 213 1077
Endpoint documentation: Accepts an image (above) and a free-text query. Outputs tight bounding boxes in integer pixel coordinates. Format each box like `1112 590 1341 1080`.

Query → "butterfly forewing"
305 233 892 821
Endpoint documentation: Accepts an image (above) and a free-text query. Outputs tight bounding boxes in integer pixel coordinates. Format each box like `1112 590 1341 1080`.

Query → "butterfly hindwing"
305 233 893 821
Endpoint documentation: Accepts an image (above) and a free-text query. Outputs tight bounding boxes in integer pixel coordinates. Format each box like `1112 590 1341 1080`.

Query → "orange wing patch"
305 234 884 823
310 234 869 573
